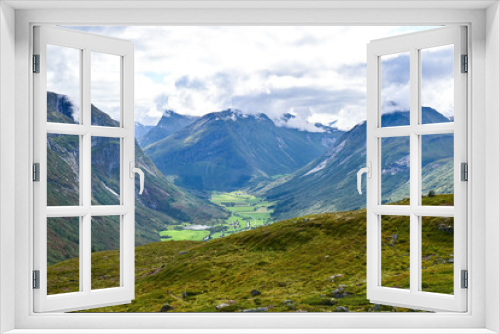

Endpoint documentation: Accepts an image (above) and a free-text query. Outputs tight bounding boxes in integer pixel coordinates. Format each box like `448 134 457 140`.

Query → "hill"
145 109 343 191
47 195 454 312
262 108 453 220
46 92 228 265
138 110 199 148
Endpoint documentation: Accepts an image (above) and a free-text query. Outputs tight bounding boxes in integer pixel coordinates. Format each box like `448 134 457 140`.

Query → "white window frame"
33 25 136 313
1 2 499 333
366 26 468 312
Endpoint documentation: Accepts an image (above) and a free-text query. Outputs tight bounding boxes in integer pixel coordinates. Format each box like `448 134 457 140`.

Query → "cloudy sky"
52 25 452 131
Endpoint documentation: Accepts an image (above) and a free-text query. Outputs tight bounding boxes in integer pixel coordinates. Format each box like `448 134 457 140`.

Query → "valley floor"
159 191 275 242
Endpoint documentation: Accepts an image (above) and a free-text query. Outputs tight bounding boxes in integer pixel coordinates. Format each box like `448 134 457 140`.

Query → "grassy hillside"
48 195 454 312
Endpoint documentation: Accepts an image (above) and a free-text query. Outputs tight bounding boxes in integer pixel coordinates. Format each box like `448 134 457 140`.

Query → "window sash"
366 26 468 312
32 25 135 313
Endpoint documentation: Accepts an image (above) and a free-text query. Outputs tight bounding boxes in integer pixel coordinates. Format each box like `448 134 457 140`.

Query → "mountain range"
261 107 453 220
143 109 344 191
138 110 199 148
46 92 227 264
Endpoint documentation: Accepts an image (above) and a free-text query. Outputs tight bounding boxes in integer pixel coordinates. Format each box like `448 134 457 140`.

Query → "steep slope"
135 122 153 140
263 107 453 220
145 109 342 191
48 195 454 312
139 110 199 148
46 92 227 265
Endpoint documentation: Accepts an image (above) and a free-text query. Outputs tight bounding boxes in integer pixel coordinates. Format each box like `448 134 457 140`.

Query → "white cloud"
57 25 438 130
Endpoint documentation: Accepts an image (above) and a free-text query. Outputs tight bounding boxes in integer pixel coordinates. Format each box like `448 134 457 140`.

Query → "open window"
33 26 140 312
363 26 467 312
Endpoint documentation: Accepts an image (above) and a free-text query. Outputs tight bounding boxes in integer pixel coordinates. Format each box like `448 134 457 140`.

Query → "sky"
49 25 453 131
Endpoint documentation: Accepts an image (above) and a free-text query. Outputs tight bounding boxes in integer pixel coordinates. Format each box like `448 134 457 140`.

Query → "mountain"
280 112 344 148
262 107 453 220
48 195 454 312
139 110 199 148
135 122 153 140
46 92 228 265
144 109 343 191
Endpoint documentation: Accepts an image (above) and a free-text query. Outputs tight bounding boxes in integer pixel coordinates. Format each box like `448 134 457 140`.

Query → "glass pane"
91 52 121 127
91 216 120 290
47 134 80 206
47 217 80 295
421 134 454 206
47 45 81 124
421 216 454 294
381 215 410 290
380 52 410 127
91 137 121 205
381 137 410 205
421 45 454 124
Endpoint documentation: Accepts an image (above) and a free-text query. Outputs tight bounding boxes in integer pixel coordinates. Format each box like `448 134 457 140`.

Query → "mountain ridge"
145 108 344 191
261 107 454 220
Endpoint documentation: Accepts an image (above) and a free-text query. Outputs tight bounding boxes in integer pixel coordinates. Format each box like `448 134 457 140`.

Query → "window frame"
366 26 468 312
3 3 495 333
33 25 136 313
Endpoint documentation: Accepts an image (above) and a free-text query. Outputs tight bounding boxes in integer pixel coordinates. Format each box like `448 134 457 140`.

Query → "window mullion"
82 48 92 294
409 47 420 294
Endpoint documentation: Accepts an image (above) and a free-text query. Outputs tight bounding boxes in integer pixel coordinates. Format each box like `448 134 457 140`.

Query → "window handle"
357 162 371 195
129 162 145 195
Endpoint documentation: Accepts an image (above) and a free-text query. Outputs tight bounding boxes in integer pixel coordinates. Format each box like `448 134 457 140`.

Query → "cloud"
58 25 441 129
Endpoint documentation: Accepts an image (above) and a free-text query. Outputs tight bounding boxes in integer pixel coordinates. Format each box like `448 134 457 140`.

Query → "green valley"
159 192 275 242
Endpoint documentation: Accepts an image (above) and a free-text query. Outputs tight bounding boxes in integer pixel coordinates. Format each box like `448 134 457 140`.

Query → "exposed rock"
329 274 343 281
243 307 268 312
250 288 262 296
282 299 295 309
332 286 349 298
179 251 189 255
160 303 174 312
334 306 349 312
438 224 454 234
374 304 397 312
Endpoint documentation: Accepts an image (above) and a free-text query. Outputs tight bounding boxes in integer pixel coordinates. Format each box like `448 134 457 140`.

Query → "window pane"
381 215 410 290
380 52 410 127
91 52 121 127
46 45 80 124
421 45 454 124
91 137 121 205
47 217 80 295
381 137 410 205
421 134 454 206
91 216 120 290
47 134 80 206
421 216 454 294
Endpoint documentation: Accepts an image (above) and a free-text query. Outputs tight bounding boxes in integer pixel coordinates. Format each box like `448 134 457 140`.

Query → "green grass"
47 194 454 313
159 230 210 241
226 206 256 213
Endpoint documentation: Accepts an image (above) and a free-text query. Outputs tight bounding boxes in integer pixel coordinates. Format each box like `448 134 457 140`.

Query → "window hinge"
461 162 468 182
33 163 40 182
33 54 40 73
461 270 468 289
33 270 40 289
461 54 468 73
